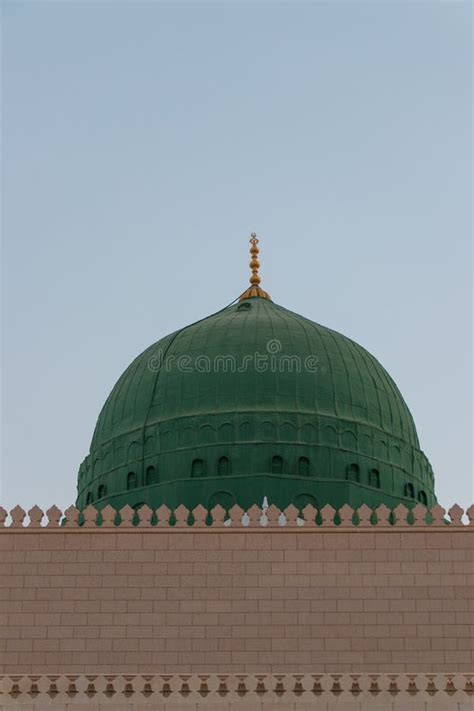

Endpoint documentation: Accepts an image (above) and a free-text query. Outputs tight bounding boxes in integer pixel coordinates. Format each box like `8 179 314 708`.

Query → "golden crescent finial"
239 232 271 301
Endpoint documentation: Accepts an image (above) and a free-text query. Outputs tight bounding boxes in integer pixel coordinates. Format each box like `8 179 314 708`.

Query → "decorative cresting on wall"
0 503 472 528
0 673 472 707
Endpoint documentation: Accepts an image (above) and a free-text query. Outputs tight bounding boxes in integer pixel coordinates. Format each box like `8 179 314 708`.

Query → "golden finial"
239 232 271 301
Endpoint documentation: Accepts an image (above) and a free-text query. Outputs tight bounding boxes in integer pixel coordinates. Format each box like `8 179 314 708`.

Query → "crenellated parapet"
0 502 473 528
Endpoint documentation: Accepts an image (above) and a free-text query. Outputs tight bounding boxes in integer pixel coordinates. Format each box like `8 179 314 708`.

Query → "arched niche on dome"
359 433 372 455
391 444 401 465
146 465 159 486
115 445 125 465
418 490 427 506
144 436 156 456
132 502 146 513
413 453 422 478
261 421 276 441
324 424 339 446
191 459 205 478
318 448 330 477
341 430 357 452
346 463 360 482
298 456 310 477
374 439 388 460
218 422 233 442
199 424 215 445
271 455 284 475
293 492 318 513
180 427 194 447
401 447 411 471
300 423 317 443
102 450 112 472
162 430 176 450
239 420 253 441
127 471 137 490
208 490 235 512
423 461 431 482
281 421 297 441
369 468 380 488
217 456 230 477
128 441 141 462
93 458 101 477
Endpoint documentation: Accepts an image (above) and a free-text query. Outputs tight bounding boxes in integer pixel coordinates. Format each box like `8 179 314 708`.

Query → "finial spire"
239 232 271 301
249 233 261 286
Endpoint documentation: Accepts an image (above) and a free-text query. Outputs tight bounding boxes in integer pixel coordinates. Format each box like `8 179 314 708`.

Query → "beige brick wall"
0 528 472 674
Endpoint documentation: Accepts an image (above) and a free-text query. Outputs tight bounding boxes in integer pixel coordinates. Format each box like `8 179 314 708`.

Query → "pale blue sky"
1 1 472 512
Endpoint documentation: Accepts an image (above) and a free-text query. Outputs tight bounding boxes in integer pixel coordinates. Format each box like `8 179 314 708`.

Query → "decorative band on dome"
239 233 272 301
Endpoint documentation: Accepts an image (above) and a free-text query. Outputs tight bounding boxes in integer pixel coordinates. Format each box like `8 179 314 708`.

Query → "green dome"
76 297 436 512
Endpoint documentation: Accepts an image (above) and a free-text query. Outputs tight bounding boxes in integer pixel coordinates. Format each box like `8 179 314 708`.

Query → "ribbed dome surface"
77 297 435 511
